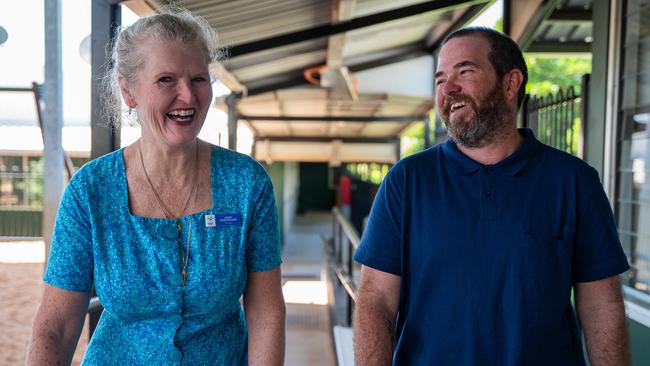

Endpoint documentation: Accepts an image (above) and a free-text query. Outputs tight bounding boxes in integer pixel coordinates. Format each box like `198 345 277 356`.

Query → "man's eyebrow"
454 60 480 69
434 60 481 79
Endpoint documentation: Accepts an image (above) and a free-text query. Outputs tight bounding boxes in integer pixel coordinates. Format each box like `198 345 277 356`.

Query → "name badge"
205 214 216 227
216 213 242 226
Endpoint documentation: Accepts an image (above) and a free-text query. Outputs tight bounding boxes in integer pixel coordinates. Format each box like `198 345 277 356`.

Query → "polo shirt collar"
442 128 541 176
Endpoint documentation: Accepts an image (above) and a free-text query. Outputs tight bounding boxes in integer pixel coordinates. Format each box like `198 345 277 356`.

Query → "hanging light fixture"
79 34 91 63
0 25 8 46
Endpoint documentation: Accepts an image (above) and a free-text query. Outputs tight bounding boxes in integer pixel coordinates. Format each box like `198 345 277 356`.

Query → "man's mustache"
442 94 475 116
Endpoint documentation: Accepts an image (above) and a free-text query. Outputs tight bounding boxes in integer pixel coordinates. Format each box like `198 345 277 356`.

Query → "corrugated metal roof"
122 0 490 162
527 0 593 52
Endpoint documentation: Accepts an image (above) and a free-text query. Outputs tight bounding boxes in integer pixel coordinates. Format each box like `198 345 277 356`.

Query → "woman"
27 10 285 365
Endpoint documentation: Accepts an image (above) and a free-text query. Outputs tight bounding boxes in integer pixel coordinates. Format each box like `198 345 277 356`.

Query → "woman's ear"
503 69 524 104
118 76 137 108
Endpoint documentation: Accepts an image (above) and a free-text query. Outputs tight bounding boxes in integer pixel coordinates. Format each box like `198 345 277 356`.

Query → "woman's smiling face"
121 37 213 147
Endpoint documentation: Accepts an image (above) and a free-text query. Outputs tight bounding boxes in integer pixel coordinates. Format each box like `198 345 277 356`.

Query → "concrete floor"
282 211 337 366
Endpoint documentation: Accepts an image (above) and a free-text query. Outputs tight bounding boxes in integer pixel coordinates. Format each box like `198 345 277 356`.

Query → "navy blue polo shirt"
354 128 629 366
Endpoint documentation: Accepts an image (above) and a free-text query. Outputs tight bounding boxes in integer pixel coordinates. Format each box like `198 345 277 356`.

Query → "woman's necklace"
138 140 198 286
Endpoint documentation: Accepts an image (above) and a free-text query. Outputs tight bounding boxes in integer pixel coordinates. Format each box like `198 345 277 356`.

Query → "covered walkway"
282 211 336 365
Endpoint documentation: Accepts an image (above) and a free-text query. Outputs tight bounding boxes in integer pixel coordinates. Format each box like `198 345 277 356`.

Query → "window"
0 156 43 208
616 0 650 297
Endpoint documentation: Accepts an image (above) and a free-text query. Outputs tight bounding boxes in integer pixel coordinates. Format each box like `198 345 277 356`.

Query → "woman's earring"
128 108 132 116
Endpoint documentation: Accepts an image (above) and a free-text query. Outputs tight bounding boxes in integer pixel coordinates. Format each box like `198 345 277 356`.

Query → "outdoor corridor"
282 211 337 366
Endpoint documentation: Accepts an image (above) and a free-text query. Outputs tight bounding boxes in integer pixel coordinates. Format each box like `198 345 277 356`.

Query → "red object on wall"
339 175 352 205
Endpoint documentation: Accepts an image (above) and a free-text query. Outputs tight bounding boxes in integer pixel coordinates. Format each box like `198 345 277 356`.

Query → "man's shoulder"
393 144 444 172
535 143 596 176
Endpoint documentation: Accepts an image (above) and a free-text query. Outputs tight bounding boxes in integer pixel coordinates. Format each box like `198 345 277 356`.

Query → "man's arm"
354 265 401 366
575 275 630 366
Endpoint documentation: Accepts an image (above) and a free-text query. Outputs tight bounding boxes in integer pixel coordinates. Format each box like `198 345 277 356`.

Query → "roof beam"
211 63 247 96
120 0 160 15
526 41 591 53
246 42 429 96
246 65 322 96
547 8 592 21
425 4 488 51
241 115 424 122
229 0 486 58
323 0 358 100
254 136 399 143
510 0 562 49
327 0 356 68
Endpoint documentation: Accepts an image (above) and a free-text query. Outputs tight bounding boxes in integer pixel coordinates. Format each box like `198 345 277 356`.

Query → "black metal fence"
521 74 590 158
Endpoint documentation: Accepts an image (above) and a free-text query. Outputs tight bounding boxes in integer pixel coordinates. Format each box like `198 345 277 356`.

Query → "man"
353 27 630 366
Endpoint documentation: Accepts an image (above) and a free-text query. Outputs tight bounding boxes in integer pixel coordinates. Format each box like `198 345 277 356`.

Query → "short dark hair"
441 26 528 108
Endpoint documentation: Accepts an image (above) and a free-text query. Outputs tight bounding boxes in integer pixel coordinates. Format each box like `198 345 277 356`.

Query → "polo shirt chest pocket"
516 218 576 295
524 223 576 247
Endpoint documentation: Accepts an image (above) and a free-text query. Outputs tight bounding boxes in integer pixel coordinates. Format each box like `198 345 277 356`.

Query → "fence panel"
523 74 590 158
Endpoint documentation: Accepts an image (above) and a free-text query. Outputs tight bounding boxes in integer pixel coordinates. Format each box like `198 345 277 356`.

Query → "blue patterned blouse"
44 144 282 365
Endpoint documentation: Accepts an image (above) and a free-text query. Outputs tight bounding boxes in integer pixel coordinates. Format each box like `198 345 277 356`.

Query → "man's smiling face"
435 35 508 148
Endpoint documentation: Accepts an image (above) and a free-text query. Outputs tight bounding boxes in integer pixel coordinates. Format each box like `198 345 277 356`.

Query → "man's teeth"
167 109 195 121
450 102 466 112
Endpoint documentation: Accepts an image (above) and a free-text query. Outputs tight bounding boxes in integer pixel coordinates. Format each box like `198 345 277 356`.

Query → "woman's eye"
158 76 173 84
192 77 207 83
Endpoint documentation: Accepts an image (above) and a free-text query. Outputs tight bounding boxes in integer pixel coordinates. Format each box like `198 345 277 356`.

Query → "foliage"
346 163 390 185
524 55 591 97
27 158 43 207
401 121 426 158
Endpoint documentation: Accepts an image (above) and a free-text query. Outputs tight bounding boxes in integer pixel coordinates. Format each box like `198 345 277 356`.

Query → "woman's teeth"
166 109 195 121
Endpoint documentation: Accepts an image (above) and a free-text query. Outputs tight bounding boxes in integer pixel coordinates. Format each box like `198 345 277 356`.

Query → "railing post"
424 114 431 149
521 94 530 129
579 74 590 159
346 229 354 326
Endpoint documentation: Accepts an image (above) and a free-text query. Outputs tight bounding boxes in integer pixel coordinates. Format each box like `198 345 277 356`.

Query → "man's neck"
456 127 524 165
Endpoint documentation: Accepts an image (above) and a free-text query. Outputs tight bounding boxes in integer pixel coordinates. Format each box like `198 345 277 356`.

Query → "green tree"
524 55 591 97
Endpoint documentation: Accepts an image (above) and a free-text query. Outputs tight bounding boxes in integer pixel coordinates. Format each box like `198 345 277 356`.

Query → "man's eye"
435 79 445 86
460 69 473 75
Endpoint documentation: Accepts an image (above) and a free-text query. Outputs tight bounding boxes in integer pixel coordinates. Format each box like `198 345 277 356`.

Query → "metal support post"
88 0 121 339
226 92 242 150
91 0 121 159
42 0 64 265
579 74 590 159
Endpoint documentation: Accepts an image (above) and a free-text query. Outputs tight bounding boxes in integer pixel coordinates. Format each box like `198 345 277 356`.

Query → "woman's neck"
136 137 199 181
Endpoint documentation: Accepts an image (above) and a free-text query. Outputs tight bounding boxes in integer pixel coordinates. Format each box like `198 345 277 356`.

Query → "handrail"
332 207 360 250
329 207 362 325
0 83 75 180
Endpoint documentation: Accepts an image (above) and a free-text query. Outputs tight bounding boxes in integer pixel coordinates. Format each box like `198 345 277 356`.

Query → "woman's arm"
243 267 285 366
26 284 90 365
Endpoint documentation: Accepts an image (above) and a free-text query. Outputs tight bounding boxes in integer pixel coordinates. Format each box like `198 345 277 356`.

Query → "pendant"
182 269 188 286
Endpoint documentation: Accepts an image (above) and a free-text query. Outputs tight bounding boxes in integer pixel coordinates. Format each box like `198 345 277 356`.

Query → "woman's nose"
177 80 195 103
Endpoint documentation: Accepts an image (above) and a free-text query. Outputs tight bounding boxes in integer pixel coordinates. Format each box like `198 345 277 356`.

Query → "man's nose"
442 77 461 96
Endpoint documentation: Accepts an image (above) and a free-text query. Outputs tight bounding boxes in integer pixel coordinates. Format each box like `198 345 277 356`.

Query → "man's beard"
441 85 508 148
